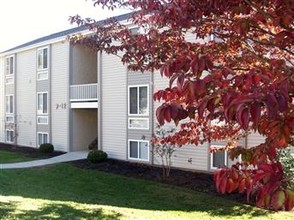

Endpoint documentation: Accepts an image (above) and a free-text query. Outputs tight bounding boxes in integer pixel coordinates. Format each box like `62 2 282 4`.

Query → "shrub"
39 143 54 153
277 148 294 190
87 150 107 163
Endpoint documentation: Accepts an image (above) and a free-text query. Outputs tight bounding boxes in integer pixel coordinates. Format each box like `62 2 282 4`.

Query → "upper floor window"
6 95 14 114
37 47 48 70
37 92 48 114
129 85 149 116
5 55 14 75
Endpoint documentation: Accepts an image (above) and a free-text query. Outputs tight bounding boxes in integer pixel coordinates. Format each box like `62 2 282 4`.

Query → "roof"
1 12 132 54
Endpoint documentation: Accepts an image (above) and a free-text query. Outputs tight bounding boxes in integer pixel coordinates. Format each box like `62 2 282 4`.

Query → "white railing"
70 83 98 101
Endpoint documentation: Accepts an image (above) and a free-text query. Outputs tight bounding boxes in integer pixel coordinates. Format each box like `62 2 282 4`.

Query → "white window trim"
210 145 228 170
128 117 149 130
37 116 48 125
128 84 149 116
5 129 14 143
37 46 49 71
5 94 14 114
5 114 14 123
37 92 48 115
37 132 49 147
37 70 49 81
5 76 14 85
128 139 150 162
5 55 15 76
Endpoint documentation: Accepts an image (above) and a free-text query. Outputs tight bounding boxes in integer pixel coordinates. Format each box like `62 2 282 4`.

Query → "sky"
0 0 130 52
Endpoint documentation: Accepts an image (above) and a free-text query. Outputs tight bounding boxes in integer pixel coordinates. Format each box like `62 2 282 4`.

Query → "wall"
16 49 37 147
72 45 97 85
72 109 97 151
51 42 70 151
153 71 210 171
100 52 127 160
0 58 4 142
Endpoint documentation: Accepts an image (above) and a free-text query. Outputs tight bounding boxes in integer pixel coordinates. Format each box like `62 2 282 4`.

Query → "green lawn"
0 153 293 219
0 150 34 163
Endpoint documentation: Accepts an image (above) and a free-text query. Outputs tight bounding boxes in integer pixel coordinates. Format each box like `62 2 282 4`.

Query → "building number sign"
56 103 67 110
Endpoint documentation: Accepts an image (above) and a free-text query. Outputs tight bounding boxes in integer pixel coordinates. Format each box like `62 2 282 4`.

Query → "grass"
0 150 34 163
0 152 293 219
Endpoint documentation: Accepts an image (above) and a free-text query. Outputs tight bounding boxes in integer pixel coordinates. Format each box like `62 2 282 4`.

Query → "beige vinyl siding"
247 132 266 148
5 84 14 94
127 71 152 160
0 58 4 141
51 42 70 152
72 45 97 85
37 80 49 92
72 109 97 151
153 72 209 171
101 52 127 160
16 50 36 147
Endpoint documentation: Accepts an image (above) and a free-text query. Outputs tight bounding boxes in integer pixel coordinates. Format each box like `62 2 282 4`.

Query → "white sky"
0 0 130 52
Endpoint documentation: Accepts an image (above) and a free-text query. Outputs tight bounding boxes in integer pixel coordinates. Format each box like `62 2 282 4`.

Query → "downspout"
97 51 103 151
68 45 73 151
151 70 154 165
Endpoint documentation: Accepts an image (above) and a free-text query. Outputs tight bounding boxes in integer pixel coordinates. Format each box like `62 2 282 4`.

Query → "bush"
39 143 54 153
87 150 107 163
277 148 294 190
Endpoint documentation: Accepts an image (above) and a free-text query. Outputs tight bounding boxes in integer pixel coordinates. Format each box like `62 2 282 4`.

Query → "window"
37 132 49 146
6 116 14 123
37 71 48 80
5 56 14 75
128 140 149 161
5 130 14 143
37 92 48 114
37 47 48 70
37 116 48 124
128 118 149 130
129 85 149 115
210 145 227 169
6 95 14 114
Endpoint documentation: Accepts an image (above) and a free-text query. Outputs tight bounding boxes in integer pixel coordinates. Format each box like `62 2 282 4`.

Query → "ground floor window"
37 132 49 146
210 145 227 169
5 130 14 143
128 140 149 161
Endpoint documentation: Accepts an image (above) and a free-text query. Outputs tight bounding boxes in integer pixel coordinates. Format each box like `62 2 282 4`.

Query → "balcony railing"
70 83 98 102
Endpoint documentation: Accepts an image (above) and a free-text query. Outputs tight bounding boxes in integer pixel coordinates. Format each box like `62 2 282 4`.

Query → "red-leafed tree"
70 0 294 210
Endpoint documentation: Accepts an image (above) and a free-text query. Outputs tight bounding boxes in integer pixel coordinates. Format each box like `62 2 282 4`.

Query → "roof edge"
1 12 132 54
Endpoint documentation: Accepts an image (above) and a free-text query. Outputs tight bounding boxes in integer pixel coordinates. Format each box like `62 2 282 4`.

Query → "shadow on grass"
0 202 121 220
0 164 274 219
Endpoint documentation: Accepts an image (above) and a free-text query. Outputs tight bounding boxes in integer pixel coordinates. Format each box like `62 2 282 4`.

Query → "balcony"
70 83 98 108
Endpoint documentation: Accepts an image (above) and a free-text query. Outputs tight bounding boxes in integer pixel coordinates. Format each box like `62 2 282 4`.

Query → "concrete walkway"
0 151 88 169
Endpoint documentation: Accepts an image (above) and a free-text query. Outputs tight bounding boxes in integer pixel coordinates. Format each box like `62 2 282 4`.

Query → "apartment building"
0 13 265 172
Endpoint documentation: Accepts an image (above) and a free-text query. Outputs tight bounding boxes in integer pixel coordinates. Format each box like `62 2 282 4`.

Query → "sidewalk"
0 151 88 169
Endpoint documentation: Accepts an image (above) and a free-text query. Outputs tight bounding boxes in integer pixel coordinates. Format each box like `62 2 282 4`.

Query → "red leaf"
236 104 249 129
220 176 228 194
238 178 246 193
170 104 179 120
156 105 165 125
277 135 286 148
226 178 235 193
197 98 209 118
250 102 261 128
164 106 172 122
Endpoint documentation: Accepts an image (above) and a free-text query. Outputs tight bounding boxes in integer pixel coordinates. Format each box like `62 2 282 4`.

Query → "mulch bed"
0 143 65 159
1 143 247 204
